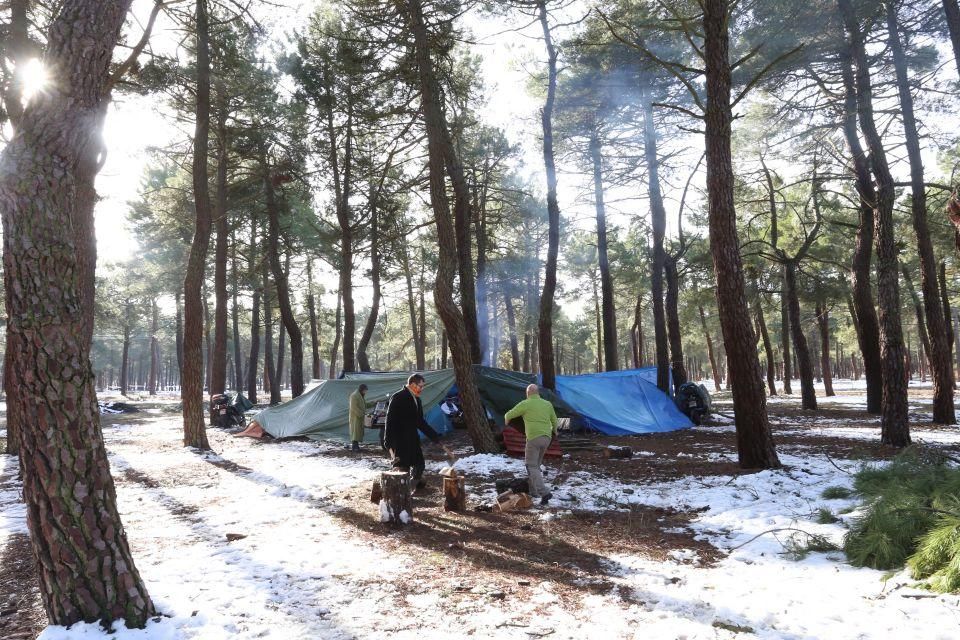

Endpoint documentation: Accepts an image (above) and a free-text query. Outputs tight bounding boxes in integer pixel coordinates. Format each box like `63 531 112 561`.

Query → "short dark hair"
358 384 368 392
407 373 425 386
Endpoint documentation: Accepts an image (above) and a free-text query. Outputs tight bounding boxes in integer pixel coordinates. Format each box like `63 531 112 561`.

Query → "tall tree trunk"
261 148 304 397
840 0 910 445
887 0 955 423
418 270 427 369
475 170 491 365
593 275 603 371
704 0 778 467
276 301 287 396
785 262 817 409
940 261 955 381
210 99 229 397
839 47 883 414
328 291 341 379
247 284 261 403
634 294 645 366
405 0 498 452
175 290 184 377
263 267 278 401
944 0 960 82
231 236 243 392
402 247 425 369
699 304 723 392
120 317 131 397
149 299 160 396
590 127 619 371
780 274 793 394
357 187 382 372
816 303 835 397
307 260 322 377
504 287 521 371
3 342 20 455
182 0 213 449
902 266 933 369
665 256 687 393
642 98 670 392
0 0 156 625
756 300 778 396
536 0 561 390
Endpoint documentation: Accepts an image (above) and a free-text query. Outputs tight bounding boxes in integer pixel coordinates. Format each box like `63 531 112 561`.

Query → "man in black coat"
384 373 448 489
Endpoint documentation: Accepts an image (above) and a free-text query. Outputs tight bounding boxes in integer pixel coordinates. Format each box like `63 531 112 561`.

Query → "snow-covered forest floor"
3 380 960 639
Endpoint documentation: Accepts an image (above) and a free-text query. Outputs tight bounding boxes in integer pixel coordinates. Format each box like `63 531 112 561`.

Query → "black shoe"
540 492 552 506
414 480 427 493
351 441 360 452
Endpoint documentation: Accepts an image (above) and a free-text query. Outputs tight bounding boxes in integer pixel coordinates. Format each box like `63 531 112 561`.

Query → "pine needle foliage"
843 448 960 592
821 486 853 500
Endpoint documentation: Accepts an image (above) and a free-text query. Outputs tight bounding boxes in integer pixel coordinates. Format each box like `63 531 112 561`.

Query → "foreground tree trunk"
231 238 244 392
405 0 498 452
886 1 955 424
840 0 910 446
642 96 670 391
328 291 341 379
703 0 779 468
0 0 156 626
182 0 212 450
839 48 883 414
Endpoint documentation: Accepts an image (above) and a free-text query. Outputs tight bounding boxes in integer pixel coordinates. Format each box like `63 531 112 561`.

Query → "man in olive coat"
384 373 448 489
348 384 368 452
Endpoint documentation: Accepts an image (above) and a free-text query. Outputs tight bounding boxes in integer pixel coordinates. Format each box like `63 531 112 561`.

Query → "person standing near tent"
384 373 449 490
504 384 558 505
348 384 368 452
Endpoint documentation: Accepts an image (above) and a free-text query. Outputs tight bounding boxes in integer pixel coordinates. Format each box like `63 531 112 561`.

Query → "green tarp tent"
252 370 456 440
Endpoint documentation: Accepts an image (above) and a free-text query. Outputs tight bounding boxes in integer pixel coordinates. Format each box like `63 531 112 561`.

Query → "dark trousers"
391 444 426 482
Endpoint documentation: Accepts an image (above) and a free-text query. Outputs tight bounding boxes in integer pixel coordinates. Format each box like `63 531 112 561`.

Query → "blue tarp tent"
554 368 692 435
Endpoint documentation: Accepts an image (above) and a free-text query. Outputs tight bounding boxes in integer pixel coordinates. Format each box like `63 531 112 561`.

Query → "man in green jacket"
348 384 368 452
504 384 558 505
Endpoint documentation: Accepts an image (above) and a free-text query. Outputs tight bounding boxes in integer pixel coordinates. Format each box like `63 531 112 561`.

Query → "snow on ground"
2 386 960 639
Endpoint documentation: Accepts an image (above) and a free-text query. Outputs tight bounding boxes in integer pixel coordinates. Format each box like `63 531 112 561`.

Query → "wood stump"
443 473 466 512
604 445 632 459
379 470 412 524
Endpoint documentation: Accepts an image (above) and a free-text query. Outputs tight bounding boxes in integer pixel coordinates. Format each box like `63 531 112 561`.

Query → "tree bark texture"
263 266 279 403
703 0 779 468
780 274 793 395
182 0 212 450
120 316 131 396
886 1 955 423
839 45 883 414
536 0 561 390
785 262 817 409
589 127 619 371
0 0 156 626
840 0 910 445
405 0 498 452
210 100 229 397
